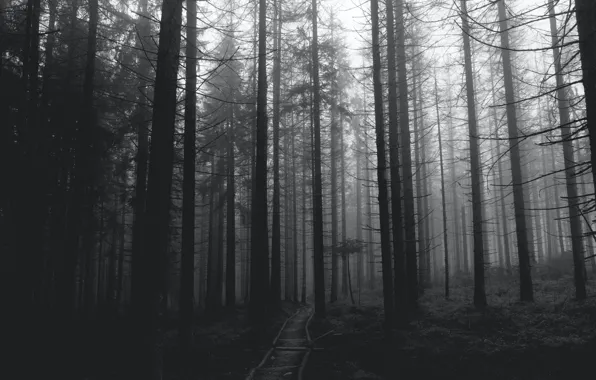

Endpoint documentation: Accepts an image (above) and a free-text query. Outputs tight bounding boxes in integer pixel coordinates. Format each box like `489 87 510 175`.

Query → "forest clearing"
2 0 596 379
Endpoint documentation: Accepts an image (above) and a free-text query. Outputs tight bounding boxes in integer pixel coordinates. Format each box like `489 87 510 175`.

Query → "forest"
1 0 596 379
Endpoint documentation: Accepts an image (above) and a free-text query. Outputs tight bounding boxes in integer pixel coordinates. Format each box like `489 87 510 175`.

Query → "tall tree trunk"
52 0 80 325
492 131 504 270
117 200 126 304
341 96 348 299
448 108 461 274
497 0 533 301
371 0 394 338
549 0 586 299
249 0 270 323
293 127 299 302
550 137 567 256
461 205 469 277
271 0 282 307
489 62 512 273
284 129 291 301
420 107 431 288
179 0 197 361
141 0 183 377
530 163 544 265
301 121 308 304
95 201 105 307
311 0 326 318
206 158 220 313
395 0 418 306
541 141 555 261
199 194 208 306
226 117 236 307
330 24 339 302
131 0 152 329
434 75 450 299
108 201 119 315
574 1 596 194
460 0 486 307
246 0 258 307
354 115 364 296
366 140 375 289
217 172 225 308
412 54 426 294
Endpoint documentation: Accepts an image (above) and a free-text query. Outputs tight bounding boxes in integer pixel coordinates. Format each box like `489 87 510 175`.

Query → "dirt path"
246 307 313 380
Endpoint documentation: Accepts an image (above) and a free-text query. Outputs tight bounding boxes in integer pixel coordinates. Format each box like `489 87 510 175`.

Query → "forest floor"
77 276 596 379
186 301 301 380
304 276 596 380
79 301 301 380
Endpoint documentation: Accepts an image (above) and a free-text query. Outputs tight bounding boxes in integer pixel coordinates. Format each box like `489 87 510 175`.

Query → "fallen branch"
312 330 336 343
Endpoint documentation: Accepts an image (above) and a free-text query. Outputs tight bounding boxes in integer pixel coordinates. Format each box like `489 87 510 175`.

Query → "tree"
311 0 326 318
496 0 533 302
548 0 586 299
271 0 282 306
574 1 596 194
386 0 407 320
489 61 512 273
371 0 394 337
329 9 340 303
395 0 418 305
179 0 198 360
250 0 271 324
141 0 184 376
434 74 450 299
460 0 486 308
131 0 152 333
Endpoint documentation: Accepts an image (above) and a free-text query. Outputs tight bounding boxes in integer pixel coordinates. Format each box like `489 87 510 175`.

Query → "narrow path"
246 306 314 380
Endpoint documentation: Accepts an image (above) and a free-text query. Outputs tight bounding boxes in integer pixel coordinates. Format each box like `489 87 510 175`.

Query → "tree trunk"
447 110 461 275
497 0 533 302
284 129 291 301
301 121 308 304
141 0 183 377
461 205 468 277
492 130 504 270
292 126 299 302
180 0 197 360
541 141 555 261
460 0 486 307
117 200 126 305
131 0 152 328
341 95 348 299
371 0 394 338
249 0 270 323
434 75 450 299
412 54 426 294
366 139 375 289
330 38 339 302
107 198 118 315
226 115 236 307
395 0 418 307
549 0 586 299
490 62 512 273
216 159 225 308
311 0 326 318
206 158 219 313
574 0 596 196
354 115 364 296
550 139 567 256
271 0 282 307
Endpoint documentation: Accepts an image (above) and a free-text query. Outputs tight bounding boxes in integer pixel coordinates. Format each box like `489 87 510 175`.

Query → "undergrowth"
305 279 596 380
